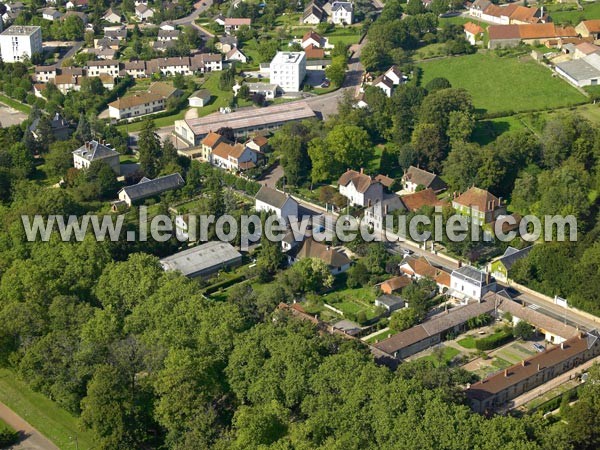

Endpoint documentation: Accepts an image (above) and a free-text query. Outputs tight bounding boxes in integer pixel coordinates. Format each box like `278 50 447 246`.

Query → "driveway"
259 162 283 188
0 402 58 450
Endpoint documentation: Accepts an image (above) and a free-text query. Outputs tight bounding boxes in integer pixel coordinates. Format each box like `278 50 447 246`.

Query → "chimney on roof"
360 167 364 174
521 360 526 367
504 369 508 377
537 364 541 371
561 342 564 350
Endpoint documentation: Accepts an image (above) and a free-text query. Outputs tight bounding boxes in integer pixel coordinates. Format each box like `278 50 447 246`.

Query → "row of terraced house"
34 54 223 87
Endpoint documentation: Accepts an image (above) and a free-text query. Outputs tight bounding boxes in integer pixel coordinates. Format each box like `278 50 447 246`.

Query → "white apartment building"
107 92 165 120
269 51 306 93
0 26 42 63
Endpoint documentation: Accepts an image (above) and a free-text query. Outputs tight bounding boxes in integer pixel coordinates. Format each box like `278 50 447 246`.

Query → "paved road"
259 162 284 188
0 402 58 450
173 0 215 38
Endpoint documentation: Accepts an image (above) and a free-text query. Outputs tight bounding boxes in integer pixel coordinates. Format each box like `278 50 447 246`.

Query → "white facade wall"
269 52 306 93
108 98 165 119
0 26 42 62
87 63 119 77
255 197 299 224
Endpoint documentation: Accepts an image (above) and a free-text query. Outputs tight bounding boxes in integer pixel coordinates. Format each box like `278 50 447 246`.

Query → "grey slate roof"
376 294 405 309
72 140 119 162
496 245 533 271
452 265 489 284
158 29 180 39
105 27 127 39
556 58 600 82
403 166 447 191
375 299 496 355
255 186 295 209
120 173 184 202
160 241 242 277
332 1 353 11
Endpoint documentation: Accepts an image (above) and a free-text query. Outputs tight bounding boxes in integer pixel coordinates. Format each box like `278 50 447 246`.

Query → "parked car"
321 79 330 88
533 343 545 352
401 248 414 256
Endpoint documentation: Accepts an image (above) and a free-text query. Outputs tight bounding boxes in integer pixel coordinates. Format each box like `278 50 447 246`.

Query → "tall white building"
269 52 306 93
0 26 42 63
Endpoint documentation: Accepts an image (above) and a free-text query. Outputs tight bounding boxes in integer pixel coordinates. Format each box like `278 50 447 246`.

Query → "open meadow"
418 53 587 115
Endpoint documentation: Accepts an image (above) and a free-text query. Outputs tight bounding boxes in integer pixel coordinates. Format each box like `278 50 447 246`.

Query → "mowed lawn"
418 53 587 114
0 368 94 449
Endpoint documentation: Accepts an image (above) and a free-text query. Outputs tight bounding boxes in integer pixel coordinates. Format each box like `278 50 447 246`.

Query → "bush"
514 320 534 340
0 421 18 447
475 329 513 351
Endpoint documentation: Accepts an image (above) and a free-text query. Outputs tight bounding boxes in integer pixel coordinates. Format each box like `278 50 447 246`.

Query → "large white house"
330 1 353 25
255 186 299 224
0 26 42 63
450 265 496 302
337 169 384 207
269 51 306 93
72 140 120 174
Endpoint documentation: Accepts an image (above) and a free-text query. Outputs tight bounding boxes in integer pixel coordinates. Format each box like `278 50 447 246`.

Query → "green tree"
447 110 475 144
232 400 289 449
80 365 145 450
325 56 346 87
137 119 162 178
411 122 445 171
86 160 119 199
442 141 483 192
94 253 164 317
513 320 534 340
279 258 334 294
256 235 285 282
389 307 419 332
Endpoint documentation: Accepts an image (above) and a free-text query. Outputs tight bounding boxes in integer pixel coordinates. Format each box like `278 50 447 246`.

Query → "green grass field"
0 93 32 114
472 115 527 144
457 336 476 349
545 1 600 25
418 53 587 115
0 368 94 449
365 329 392 344
419 347 460 367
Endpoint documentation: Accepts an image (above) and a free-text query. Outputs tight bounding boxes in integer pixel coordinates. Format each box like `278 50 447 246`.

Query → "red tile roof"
401 188 446 212
201 132 224 148
453 187 500 212
464 22 485 35
304 44 325 59
580 19 600 33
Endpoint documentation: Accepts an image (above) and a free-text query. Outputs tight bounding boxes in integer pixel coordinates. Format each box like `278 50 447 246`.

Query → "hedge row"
204 274 247 295
475 329 513 351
